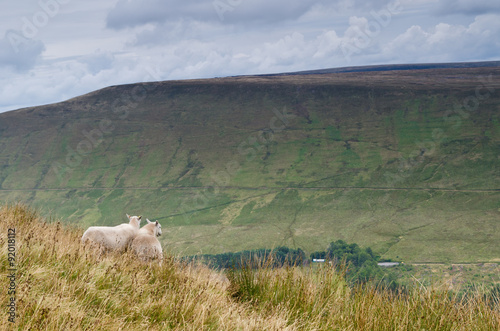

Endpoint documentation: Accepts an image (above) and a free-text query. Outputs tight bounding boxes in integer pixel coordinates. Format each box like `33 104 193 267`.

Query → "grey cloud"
0 31 45 71
436 0 500 16
106 0 214 29
79 52 115 75
106 0 392 29
129 18 230 47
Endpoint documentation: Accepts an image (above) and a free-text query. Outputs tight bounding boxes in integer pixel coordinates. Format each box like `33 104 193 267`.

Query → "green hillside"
0 65 499 261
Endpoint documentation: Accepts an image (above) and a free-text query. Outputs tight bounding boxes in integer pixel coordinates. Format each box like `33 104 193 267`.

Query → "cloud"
110 0 403 73
436 0 500 16
106 0 393 29
78 51 115 75
108 8 500 84
0 31 45 71
0 55 163 113
106 0 200 29
383 14 500 62
239 12 500 70
130 18 229 46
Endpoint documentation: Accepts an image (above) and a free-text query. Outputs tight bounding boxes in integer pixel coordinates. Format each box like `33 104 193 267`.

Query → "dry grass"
0 204 289 330
1 203 499 330
227 263 500 330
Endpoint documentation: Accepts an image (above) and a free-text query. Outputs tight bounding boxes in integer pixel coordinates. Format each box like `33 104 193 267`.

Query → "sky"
0 0 499 113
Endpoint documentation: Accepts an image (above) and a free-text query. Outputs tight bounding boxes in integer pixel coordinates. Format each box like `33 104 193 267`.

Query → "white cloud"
313 31 343 59
0 55 165 113
384 14 500 63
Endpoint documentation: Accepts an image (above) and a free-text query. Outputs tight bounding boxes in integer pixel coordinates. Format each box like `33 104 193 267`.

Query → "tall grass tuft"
1 203 499 330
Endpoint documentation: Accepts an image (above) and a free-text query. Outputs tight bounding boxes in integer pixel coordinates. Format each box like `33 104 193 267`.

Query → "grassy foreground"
1 204 499 330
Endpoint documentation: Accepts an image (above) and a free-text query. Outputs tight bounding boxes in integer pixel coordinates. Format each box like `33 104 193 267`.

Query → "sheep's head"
147 218 162 236
126 214 142 228
155 221 162 237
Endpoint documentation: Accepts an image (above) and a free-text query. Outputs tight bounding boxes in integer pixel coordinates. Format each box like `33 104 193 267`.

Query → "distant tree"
311 239 385 284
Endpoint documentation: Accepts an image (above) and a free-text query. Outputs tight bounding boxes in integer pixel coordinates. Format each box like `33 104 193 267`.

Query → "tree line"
187 240 397 286
186 246 307 270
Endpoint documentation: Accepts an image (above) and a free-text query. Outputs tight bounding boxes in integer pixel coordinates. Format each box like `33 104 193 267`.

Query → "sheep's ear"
156 220 159 225
138 215 142 220
147 218 152 224
126 214 130 220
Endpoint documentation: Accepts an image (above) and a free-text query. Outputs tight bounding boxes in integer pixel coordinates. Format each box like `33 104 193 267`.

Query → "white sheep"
81 214 142 254
131 218 163 263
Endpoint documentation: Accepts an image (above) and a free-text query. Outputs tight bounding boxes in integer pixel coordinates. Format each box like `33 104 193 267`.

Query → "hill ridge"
253 60 500 76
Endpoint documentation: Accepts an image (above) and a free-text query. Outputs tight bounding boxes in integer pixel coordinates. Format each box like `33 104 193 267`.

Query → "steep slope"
0 64 499 261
